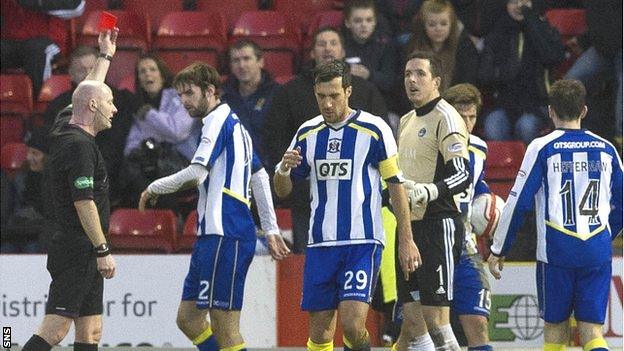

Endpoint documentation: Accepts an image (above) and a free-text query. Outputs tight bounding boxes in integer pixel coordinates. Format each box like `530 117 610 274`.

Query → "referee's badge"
327 138 341 153
418 127 427 137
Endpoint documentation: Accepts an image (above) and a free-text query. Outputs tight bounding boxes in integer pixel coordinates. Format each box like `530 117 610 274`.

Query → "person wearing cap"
1 127 53 254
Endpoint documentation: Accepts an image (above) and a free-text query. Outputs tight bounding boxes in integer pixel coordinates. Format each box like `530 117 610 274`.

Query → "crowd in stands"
1 0 622 260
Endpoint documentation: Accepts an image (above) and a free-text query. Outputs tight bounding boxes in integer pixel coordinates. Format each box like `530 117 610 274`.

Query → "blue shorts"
302 244 382 311
181 235 256 310
451 253 491 317
536 261 611 324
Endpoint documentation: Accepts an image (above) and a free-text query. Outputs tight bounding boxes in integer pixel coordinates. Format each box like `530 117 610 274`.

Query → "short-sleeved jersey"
288 110 401 247
191 103 256 241
47 124 110 237
492 129 624 267
398 97 469 221
456 135 490 255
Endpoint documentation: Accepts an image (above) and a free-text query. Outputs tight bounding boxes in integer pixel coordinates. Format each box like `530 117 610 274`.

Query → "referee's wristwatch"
96 243 111 257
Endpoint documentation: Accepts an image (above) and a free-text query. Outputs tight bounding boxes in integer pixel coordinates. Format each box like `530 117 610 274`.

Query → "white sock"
430 324 460 351
407 333 435 351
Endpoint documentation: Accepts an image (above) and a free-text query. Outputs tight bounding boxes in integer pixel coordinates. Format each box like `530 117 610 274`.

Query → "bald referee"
22 29 118 351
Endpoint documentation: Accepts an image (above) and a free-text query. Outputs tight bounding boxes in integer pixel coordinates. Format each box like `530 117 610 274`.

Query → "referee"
22 30 118 351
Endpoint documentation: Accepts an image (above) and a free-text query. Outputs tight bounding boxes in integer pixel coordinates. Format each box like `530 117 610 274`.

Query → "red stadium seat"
273 0 338 32
70 0 110 48
274 75 294 85
35 75 72 114
485 141 526 181
0 116 24 147
196 0 258 33
488 181 515 201
122 0 183 34
0 142 28 172
154 11 227 73
108 209 177 253
1 74 33 116
231 11 301 76
178 210 199 252
78 10 150 87
545 8 587 37
545 8 587 78
303 10 344 52
118 74 136 93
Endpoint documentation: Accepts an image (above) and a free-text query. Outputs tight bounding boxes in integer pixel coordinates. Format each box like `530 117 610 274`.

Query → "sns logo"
316 159 352 180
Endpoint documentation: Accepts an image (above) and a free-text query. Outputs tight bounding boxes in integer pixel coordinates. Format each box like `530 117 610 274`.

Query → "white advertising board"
489 258 622 348
0 255 276 347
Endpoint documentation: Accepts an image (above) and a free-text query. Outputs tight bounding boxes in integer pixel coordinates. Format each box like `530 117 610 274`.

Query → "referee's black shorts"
45 235 103 317
396 215 464 306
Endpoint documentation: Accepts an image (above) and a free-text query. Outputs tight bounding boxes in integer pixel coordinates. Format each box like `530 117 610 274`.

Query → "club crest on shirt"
418 128 427 137
327 138 341 153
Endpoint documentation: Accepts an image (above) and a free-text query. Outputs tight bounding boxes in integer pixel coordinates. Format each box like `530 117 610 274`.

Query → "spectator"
124 53 199 161
1 0 84 96
342 0 400 99
564 0 622 147
405 0 480 91
1 128 53 253
264 27 388 253
223 40 280 168
478 0 565 144
42 46 139 207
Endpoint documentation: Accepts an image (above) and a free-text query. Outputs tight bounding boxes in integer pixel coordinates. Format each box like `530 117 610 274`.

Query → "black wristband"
96 243 111 257
98 53 113 61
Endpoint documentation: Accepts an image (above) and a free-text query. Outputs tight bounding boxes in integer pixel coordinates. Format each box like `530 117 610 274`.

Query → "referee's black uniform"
45 114 110 318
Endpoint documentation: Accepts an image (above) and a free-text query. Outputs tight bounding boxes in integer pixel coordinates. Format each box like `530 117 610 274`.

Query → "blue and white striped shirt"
492 129 623 267
288 110 401 247
191 103 256 240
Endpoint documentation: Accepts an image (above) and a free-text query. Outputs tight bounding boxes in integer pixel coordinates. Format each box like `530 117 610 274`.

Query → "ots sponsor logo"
327 138 341 153
74 176 94 189
554 141 605 149
315 159 352 180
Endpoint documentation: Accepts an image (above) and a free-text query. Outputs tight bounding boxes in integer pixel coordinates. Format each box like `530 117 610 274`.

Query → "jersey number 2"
559 179 600 225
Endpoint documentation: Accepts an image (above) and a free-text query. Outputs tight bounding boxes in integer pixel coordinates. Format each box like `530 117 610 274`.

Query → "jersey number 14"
559 179 600 226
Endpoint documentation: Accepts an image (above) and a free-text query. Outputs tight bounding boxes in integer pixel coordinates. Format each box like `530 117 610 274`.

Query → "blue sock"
469 345 493 351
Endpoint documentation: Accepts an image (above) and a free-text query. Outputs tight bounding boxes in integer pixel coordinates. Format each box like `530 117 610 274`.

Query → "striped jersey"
456 135 490 255
492 129 623 267
288 110 401 247
191 103 256 241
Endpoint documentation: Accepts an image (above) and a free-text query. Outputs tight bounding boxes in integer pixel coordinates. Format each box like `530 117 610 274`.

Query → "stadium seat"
35 75 72 114
117 74 136 93
69 0 110 48
196 0 258 33
273 0 338 32
108 208 177 253
122 0 183 34
1 74 33 116
484 141 526 181
78 10 150 87
178 210 199 252
545 8 587 78
488 181 515 200
303 10 344 52
154 11 227 73
545 8 587 38
0 142 28 172
231 11 301 76
0 116 24 147
274 75 294 85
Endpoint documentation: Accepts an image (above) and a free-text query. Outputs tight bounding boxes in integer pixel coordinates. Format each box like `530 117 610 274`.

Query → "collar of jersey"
324 109 361 130
414 96 442 116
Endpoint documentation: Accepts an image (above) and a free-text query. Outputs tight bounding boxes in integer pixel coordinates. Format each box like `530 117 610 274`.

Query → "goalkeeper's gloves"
403 180 438 207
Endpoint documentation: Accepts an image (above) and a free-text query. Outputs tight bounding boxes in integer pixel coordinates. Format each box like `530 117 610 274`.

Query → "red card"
98 11 117 31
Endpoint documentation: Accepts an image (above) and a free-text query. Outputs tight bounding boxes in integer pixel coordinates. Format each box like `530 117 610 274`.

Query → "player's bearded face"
315 77 352 124
178 83 211 118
